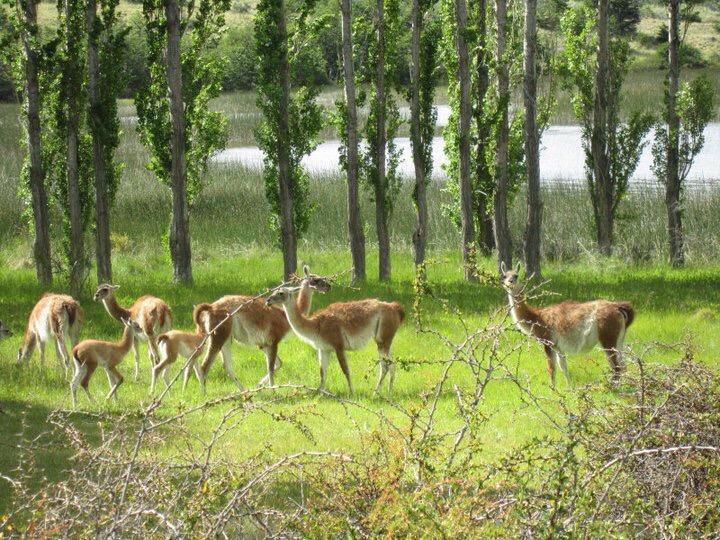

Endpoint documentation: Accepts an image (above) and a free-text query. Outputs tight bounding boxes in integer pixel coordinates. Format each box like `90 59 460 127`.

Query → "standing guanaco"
501 262 635 386
70 318 144 407
93 284 172 381
17 294 83 377
265 287 405 395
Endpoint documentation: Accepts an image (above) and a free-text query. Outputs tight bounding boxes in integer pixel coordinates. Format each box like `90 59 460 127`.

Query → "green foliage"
136 0 229 204
652 75 715 187
254 0 323 245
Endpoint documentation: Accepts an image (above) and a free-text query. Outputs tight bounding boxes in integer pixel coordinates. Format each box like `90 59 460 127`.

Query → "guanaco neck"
116 325 136 355
507 291 545 337
102 294 131 321
282 295 317 338
296 280 314 315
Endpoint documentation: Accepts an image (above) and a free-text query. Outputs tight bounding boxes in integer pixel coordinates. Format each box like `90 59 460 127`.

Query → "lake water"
213 116 720 188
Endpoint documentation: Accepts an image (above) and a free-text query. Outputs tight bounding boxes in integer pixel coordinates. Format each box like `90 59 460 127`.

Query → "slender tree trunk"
474 0 494 255
410 0 428 268
65 0 85 295
340 0 365 281
592 0 613 255
523 0 541 277
276 0 297 280
87 0 112 282
375 0 390 281
455 0 476 280
666 0 683 266
20 0 52 285
493 0 512 271
166 0 192 283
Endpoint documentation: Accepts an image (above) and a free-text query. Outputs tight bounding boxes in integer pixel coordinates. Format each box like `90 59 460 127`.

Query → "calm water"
213 115 720 187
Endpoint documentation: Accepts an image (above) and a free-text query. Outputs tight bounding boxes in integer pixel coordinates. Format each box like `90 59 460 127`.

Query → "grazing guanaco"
70 318 143 407
151 305 213 394
500 262 635 386
265 287 405 395
0 320 12 340
93 284 172 380
193 265 331 391
17 294 83 376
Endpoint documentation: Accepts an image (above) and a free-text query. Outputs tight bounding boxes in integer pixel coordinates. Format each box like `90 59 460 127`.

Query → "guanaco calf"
18 294 83 376
93 284 172 380
70 318 143 407
501 262 635 386
265 287 405 394
151 305 213 394
193 266 331 391
0 320 12 340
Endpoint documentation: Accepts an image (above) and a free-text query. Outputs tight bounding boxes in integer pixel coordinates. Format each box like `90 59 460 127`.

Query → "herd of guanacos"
1 264 635 406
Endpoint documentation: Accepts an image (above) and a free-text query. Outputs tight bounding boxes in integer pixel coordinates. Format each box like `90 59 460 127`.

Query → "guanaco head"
0 320 12 340
94 283 120 302
265 287 300 307
121 317 143 336
301 264 331 293
500 261 523 294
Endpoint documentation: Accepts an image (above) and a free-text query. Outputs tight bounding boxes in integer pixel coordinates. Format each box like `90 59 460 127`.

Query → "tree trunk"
87 0 112 282
666 0 683 266
276 0 296 281
455 0 476 280
493 0 512 271
166 0 192 283
592 0 613 255
523 0 542 278
20 0 52 286
340 0 365 282
65 0 85 295
410 0 428 268
375 0 390 281
474 0 494 255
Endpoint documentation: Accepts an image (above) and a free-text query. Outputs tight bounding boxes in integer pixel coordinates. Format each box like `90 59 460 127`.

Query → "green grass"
1 250 719 515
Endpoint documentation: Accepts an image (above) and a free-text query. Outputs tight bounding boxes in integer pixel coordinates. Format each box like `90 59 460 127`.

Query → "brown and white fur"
151 305 213 394
93 284 172 380
17 294 84 376
501 262 635 386
70 318 143 407
193 266 331 391
0 320 13 340
265 287 405 394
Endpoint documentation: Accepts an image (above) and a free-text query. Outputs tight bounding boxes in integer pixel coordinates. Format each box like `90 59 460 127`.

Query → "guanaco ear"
303 264 310 277
500 261 507 274
110 284 120 290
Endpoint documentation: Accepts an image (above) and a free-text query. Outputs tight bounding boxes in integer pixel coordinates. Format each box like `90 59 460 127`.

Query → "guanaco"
0 320 12 340
151 305 213 394
193 266 331 391
265 287 405 395
93 284 172 380
70 318 143 407
501 262 635 386
17 294 83 376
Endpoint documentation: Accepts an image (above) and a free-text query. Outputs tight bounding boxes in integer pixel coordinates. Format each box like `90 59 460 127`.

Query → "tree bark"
340 0 365 282
276 0 296 281
666 0 683 266
410 0 428 268
65 0 85 295
455 0 476 280
523 0 542 277
493 0 512 271
592 0 613 255
375 0 390 281
474 0 494 255
87 0 112 282
166 0 192 283
20 0 52 286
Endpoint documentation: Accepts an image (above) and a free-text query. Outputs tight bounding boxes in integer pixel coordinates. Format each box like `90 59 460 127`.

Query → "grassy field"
2 250 720 516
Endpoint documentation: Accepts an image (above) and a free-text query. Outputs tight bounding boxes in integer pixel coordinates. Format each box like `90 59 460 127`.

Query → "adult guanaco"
193 266 331 391
265 287 405 395
17 294 83 376
70 318 143 407
0 320 12 340
500 262 635 386
93 284 172 380
151 305 213 394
